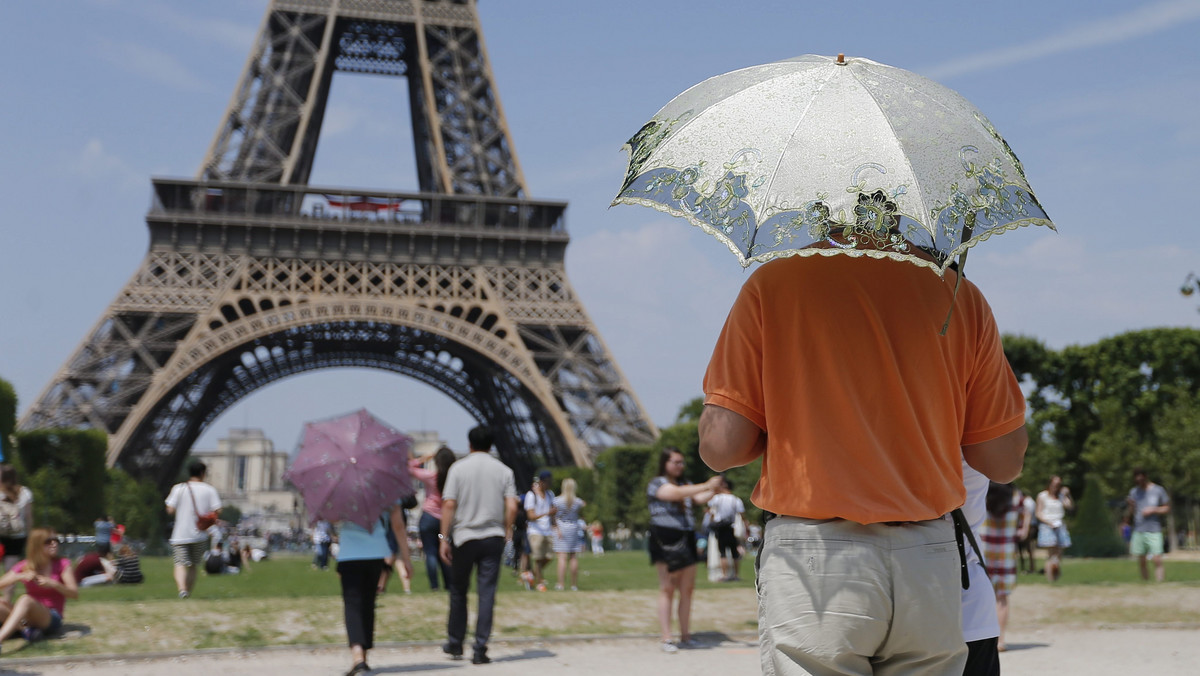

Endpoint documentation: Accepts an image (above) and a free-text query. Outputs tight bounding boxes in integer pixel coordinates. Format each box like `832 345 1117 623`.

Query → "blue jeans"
446 536 504 655
313 541 331 569
419 511 451 590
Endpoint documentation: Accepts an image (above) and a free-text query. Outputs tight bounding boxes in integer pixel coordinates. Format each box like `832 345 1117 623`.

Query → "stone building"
192 428 300 533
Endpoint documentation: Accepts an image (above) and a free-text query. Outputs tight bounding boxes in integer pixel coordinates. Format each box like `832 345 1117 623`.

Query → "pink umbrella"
285 409 415 531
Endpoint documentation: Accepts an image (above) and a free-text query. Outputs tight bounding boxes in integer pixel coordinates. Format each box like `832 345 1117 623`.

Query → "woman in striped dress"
980 482 1025 652
552 479 586 591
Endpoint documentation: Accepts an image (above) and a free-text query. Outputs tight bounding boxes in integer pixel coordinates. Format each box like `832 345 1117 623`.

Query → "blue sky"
2 0 1199 457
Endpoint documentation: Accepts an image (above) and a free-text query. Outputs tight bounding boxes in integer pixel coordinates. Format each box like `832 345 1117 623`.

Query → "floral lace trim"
613 192 1053 277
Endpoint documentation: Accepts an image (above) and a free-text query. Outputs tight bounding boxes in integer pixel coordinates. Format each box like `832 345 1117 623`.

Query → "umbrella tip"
836 53 846 65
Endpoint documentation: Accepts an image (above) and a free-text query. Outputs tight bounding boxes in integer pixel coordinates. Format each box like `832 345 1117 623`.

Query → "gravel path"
11 627 1200 675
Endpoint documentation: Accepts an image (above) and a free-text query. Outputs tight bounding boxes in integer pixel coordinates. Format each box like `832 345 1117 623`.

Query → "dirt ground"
5 581 1200 675
12 627 1200 676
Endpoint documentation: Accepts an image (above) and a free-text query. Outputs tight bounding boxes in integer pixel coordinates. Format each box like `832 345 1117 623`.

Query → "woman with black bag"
646 447 722 653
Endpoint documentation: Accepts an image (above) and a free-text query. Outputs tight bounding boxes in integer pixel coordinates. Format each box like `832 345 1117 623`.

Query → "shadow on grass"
0 622 93 659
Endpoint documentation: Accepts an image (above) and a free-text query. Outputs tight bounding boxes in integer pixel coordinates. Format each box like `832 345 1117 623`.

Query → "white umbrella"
613 54 1055 276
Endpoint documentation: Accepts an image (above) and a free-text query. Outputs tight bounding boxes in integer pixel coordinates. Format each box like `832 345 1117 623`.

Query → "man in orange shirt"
699 249 1027 675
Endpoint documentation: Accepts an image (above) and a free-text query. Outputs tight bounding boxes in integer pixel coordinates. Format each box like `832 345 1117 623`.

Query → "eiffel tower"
19 0 657 490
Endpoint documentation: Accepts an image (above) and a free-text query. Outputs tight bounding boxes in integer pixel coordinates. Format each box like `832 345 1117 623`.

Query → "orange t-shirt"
703 254 1025 524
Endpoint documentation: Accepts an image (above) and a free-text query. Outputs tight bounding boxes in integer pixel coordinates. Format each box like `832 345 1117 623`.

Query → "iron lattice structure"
21 0 657 491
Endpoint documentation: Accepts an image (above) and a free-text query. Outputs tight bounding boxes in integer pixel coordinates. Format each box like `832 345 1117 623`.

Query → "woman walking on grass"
0 528 78 651
1036 475 1073 582
646 447 722 653
552 478 585 590
410 446 456 591
981 482 1027 652
337 503 413 676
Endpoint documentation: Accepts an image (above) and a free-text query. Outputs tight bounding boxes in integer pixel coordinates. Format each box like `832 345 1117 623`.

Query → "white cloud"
82 0 260 53
95 39 210 93
70 139 142 189
926 0 1200 80
969 233 1200 348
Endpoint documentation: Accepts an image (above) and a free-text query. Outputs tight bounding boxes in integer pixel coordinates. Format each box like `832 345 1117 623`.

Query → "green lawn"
1017 554 1200 586
72 550 1200 605
74 549 755 604
4 549 1198 659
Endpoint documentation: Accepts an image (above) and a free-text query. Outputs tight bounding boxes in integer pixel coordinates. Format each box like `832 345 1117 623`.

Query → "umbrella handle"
939 213 975 336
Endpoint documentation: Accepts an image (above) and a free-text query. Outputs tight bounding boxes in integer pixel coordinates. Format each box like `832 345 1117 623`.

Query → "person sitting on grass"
0 528 78 650
113 544 144 584
74 548 116 587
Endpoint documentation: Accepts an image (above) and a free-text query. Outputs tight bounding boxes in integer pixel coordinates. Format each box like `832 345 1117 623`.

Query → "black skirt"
648 525 697 572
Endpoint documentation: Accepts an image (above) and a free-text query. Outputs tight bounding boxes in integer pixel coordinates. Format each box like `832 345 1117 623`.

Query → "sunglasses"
45 538 60 545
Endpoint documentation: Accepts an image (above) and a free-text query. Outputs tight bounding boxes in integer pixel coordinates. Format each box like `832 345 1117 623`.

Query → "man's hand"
439 539 453 566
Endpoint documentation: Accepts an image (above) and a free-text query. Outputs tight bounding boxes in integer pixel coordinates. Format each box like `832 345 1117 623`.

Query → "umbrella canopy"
284 409 414 531
613 54 1054 275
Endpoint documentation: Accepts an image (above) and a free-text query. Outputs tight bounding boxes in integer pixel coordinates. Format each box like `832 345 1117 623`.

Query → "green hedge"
1069 474 1127 558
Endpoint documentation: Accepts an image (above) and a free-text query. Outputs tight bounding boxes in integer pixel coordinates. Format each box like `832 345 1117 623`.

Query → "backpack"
0 496 25 537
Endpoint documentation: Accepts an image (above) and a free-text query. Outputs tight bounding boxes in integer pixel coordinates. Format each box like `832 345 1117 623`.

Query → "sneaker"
554 584 564 591
472 652 491 665
178 590 190 599
661 641 678 654
678 637 704 649
535 583 547 592
442 642 464 660
21 627 44 643
570 586 578 591
344 661 371 676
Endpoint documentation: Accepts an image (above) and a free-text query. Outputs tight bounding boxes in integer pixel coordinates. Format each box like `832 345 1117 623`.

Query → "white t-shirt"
1 486 34 538
961 461 1000 642
165 481 222 544
708 492 745 526
524 490 556 537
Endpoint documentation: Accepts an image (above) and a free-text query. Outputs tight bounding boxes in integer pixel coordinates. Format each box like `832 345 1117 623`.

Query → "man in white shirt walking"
165 461 221 599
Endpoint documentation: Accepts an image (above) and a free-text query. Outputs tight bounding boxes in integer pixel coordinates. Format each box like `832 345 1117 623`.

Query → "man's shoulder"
457 452 511 475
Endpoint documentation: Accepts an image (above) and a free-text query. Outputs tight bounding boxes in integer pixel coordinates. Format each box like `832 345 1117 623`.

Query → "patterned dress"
980 491 1021 597
552 496 585 553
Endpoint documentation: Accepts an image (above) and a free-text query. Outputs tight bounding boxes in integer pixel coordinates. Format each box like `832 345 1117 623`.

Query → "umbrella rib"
856 63 974 234
652 62 826 157
757 66 841 210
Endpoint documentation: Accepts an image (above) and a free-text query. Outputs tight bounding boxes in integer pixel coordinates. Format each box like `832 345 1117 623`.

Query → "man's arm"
961 426 1027 483
1149 488 1171 516
698 404 766 472
439 499 457 565
504 496 518 540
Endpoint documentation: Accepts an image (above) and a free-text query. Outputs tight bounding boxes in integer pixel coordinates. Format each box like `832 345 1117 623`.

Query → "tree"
220 504 244 527
1005 328 1200 502
105 468 164 544
675 397 704 424
13 429 108 533
1068 474 1127 558
0 377 16 467
592 444 654 530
